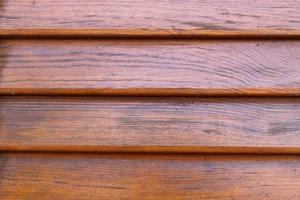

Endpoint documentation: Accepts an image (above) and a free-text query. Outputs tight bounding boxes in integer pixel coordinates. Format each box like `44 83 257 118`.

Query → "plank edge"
2 145 300 154
1 88 300 97
1 29 300 39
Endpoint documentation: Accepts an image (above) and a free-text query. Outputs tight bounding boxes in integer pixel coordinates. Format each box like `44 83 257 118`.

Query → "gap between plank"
1 29 300 40
2 145 300 154
1 88 300 97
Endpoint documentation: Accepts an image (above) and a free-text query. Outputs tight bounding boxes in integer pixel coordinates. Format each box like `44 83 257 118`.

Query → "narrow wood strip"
1 40 299 96
1 29 300 39
1 153 300 199
1 97 300 153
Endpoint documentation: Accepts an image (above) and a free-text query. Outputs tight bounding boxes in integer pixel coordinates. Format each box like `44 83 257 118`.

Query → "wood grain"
1 97 300 153
1 0 300 37
0 40 300 96
1 1 300 198
1 153 300 199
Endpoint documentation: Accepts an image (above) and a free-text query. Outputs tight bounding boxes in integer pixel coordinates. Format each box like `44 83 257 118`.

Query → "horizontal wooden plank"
0 40 300 96
1 97 300 153
1 0 300 39
1 153 300 199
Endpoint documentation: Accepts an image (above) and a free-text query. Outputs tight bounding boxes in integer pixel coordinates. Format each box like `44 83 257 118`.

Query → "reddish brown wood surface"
1 0 300 32
1 97 300 153
1 0 300 198
1 153 300 200
1 40 299 96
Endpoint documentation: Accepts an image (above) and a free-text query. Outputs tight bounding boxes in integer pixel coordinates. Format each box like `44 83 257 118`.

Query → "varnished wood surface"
1 97 300 153
1 0 300 198
1 0 300 34
1 40 300 96
1 153 300 200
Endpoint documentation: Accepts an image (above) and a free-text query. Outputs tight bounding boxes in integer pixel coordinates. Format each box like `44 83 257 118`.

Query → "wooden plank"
1 0 300 38
1 153 300 199
1 97 300 153
0 40 300 96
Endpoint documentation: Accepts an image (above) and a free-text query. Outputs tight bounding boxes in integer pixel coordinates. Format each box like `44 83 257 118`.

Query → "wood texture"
1 0 300 198
1 153 300 200
1 0 300 34
1 97 300 153
1 40 300 96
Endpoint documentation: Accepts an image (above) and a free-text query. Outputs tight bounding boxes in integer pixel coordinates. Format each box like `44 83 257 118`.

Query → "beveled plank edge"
1 88 300 97
1 29 300 39
2 145 300 154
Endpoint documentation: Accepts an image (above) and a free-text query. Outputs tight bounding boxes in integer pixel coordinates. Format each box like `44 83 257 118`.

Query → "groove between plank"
2 145 300 154
1 88 300 97
1 29 300 39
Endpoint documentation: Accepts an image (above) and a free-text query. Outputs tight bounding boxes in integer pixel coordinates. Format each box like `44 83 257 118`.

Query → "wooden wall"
1 0 300 199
